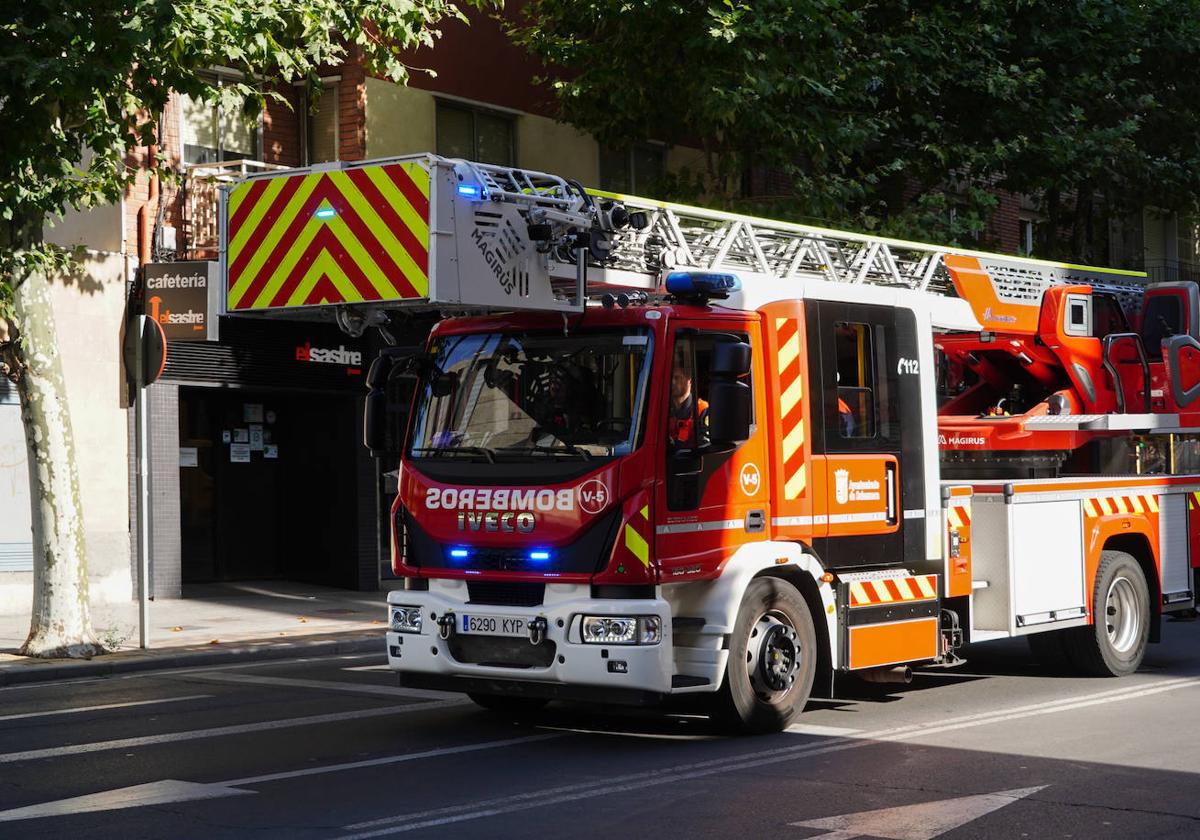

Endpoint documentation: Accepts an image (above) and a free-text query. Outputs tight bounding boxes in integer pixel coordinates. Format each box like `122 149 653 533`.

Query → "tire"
1026 628 1072 671
1063 550 1150 677
467 693 550 717
712 577 817 734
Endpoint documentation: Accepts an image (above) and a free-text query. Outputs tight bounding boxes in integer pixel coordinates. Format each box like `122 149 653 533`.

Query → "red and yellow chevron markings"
1082 493 1159 518
947 503 971 530
612 490 653 580
776 317 806 499
226 162 431 311
849 574 938 607
1188 491 1200 511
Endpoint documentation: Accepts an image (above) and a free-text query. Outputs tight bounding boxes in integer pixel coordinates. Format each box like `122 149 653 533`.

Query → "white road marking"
0 699 466 765
785 723 863 737
337 676 1200 837
0 734 561 823
790 785 1047 839
225 732 562 786
182 672 455 701
0 780 256 823
874 676 1200 743
0 695 211 723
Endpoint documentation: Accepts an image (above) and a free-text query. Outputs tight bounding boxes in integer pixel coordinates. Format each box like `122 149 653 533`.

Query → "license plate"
459 614 527 638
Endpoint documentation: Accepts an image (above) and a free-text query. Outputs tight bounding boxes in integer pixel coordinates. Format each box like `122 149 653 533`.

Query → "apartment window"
600 144 665 194
180 72 261 165
306 83 339 164
1019 218 1035 256
436 102 514 166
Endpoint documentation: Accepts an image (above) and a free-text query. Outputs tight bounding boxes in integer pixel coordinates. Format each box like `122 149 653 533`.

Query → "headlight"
581 615 661 645
390 605 422 633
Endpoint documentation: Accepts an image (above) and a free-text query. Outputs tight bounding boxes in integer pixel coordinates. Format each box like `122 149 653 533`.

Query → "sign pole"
134 315 153 649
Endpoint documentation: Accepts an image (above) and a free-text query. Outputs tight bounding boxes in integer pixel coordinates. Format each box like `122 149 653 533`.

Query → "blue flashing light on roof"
528 550 551 562
665 271 741 299
457 183 482 199
314 207 336 219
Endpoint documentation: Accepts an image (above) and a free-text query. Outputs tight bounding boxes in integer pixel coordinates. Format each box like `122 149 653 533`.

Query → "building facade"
2 8 1198 615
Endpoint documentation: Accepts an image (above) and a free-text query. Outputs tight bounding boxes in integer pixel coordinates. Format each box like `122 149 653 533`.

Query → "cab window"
834 322 876 438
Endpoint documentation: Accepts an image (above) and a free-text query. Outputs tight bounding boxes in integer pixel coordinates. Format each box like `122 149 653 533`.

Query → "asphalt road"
1 618 1198 839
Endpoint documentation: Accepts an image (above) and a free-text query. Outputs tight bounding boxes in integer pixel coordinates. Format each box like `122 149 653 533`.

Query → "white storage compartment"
1009 499 1086 629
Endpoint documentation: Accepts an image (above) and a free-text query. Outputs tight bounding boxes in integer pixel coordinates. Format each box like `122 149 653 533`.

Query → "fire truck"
220 154 1200 732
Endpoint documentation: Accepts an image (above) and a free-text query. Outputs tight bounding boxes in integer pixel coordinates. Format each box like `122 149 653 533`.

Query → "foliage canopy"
515 0 1200 261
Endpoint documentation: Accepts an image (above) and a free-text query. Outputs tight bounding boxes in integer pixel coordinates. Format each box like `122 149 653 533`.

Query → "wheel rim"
746 610 800 701
1105 575 1141 654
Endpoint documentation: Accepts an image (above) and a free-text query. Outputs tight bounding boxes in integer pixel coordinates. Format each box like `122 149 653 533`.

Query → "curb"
0 632 384 687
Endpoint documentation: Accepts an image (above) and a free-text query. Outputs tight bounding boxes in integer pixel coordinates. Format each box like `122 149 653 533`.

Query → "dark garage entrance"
165 317 382 591
179 388 359 587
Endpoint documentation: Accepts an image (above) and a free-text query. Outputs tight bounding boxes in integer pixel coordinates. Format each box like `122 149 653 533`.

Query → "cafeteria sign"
143 261 219 341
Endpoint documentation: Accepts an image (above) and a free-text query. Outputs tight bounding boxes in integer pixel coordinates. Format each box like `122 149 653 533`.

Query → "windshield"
409 329 653 461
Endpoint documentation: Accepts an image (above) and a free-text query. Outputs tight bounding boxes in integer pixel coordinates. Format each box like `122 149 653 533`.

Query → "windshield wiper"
525 443 591 460
410 446 496 464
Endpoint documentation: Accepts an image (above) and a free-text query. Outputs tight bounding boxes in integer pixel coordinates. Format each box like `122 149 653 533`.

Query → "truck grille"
467 581 545 607
448 635 556 669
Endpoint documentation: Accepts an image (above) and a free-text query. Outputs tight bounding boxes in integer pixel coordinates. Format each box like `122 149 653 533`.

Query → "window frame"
599 142 666 194
301 78 341 165
434 100 517 166
178 69 264 166
832 321 878 440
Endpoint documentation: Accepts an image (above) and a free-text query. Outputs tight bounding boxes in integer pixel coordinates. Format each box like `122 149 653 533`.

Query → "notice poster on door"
249 425 264 451
179 447 198 468
243 403 264 423
264 444 279 459
230 443 251 463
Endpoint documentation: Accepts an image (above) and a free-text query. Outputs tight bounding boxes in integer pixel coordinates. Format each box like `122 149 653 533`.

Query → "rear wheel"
713 577 817 734
467 693 550 718
1064 550 1150 676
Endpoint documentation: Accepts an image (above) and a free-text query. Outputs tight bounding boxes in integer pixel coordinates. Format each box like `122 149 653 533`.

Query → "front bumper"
386 580 673 699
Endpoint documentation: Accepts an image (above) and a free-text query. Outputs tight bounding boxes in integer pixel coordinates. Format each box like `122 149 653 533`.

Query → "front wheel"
713 577 817 734
1064 550 1150 676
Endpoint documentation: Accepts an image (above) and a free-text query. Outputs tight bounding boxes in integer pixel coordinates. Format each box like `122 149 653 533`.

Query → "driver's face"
671 368 691 401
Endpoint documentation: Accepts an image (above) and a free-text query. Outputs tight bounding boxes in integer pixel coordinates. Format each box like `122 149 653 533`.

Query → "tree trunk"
9 266 103 658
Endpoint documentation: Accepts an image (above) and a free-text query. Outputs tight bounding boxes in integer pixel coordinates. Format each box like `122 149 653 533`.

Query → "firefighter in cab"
669 364 708 447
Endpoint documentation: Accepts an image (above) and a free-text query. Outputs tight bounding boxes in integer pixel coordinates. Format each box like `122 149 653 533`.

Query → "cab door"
655 318 771 580
807 300 926 570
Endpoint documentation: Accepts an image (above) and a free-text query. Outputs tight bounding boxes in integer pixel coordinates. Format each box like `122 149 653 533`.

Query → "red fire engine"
220 155 1200 732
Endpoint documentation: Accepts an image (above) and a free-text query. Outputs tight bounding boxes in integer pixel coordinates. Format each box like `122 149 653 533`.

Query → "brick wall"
339 56 367 161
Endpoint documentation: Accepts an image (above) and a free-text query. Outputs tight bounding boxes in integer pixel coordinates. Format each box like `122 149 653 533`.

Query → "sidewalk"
0 581 396 686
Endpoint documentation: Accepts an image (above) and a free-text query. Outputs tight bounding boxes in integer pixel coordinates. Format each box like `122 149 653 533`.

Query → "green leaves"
0 0 496 278
515 0 1200 258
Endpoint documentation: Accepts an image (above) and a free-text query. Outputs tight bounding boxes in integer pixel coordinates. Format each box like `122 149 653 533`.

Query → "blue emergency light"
528 550 551 562
457 183 482 199
314 207 337 219
665 271 741 298
449 548 470 559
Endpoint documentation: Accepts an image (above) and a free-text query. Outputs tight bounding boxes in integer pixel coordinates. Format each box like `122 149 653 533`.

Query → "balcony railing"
1142 259 1200 286
182 159 289 258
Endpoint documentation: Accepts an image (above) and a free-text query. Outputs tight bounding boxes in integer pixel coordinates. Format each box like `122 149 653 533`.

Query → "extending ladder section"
219 154 1149 319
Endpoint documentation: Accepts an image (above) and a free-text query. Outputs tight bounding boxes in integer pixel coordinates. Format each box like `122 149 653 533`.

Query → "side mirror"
363 353 419 458
711 340 751 378
707 380 751 444
706 338 753 444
